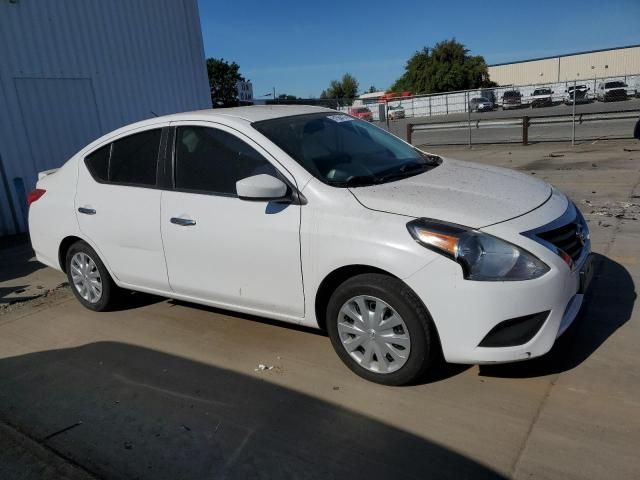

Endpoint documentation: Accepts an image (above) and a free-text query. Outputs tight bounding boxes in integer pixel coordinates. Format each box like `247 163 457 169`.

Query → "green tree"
367 85 379 93
324 73 360 100
206 57 244 105
278 93 298 100
391 39 495 94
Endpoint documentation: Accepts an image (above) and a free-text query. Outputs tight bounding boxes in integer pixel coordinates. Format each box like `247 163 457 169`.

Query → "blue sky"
198 0 640 98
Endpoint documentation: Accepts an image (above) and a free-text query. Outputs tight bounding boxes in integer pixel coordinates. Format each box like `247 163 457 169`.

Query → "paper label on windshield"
326 114 354 123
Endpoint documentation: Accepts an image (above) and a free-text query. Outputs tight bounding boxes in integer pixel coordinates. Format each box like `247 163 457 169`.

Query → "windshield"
352 107 370 113
533 89 551 95
472 97 488 102
605 81 626 88
253 112 440 187
504 91 520 98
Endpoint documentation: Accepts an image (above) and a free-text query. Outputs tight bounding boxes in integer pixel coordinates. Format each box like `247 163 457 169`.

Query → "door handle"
78 207 96 215
170 217 196 226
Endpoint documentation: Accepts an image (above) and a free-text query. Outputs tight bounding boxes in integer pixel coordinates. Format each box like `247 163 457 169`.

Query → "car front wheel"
65 240 120 311
326 273 436 385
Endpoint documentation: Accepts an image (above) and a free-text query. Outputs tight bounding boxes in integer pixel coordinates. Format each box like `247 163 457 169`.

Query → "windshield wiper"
326 175 382 187
378 162 433 182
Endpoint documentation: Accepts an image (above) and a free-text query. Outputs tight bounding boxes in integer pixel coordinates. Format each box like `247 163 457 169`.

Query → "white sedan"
28 106 593 385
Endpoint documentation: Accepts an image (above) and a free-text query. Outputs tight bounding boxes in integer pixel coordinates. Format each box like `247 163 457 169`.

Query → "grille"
537 222 583 262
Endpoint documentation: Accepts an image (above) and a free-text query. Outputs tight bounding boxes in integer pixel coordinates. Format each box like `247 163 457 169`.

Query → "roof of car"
81 105 340 154
154 105 335 124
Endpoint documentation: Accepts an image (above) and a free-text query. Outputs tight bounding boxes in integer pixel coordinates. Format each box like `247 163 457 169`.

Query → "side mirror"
236 174 288 201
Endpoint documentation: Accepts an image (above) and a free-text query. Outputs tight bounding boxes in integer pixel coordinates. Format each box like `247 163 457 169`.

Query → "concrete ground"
0 139 639 479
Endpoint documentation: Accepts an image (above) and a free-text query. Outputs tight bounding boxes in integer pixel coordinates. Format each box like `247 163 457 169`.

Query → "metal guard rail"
406 109 640 145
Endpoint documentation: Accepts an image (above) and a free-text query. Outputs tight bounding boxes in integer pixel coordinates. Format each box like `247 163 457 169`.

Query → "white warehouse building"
0 0 211 236
488 44 640 86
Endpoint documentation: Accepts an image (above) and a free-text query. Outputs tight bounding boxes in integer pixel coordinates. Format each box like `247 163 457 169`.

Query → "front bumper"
604 90 627 101
531 98 552 107
404 194 592 364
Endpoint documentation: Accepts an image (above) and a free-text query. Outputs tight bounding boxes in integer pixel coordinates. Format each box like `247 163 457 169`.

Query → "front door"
160 122 304 319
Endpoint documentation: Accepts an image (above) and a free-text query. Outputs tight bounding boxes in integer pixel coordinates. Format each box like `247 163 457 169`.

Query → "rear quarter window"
85 145 110 182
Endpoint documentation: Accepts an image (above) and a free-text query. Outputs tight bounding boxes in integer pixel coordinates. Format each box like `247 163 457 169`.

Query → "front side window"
109 129 162 186
174 126 278 195
253 113 440 187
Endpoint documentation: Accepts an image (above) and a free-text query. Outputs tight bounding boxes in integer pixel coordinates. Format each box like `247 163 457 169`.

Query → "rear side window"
85 145 110 182
109 129 162 186
84 129 162 186
174 126 278 195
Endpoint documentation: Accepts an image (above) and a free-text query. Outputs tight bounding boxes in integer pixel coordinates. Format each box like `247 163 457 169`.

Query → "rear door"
75 126 170 291
160 121 304 319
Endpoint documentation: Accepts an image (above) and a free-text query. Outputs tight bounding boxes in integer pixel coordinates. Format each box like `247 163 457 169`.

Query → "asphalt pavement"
1 140 639 479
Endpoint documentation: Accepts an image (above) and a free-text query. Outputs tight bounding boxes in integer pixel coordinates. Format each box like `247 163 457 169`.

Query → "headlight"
407 219 549 281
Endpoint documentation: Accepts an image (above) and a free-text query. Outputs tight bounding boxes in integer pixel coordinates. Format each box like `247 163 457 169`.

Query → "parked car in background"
29 105 594 386
564 85 591 104
596 81 628 102
502 90 522 109
388 105 405 120
350 106 373 121
530 88 554 108
480 89 497 107
469 97 493 112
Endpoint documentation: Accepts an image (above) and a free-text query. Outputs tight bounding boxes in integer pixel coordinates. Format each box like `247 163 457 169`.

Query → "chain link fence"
337 73 640 146
340 73 640 122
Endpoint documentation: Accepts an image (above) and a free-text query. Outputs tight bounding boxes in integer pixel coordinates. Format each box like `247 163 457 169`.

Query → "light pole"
572 78 577 146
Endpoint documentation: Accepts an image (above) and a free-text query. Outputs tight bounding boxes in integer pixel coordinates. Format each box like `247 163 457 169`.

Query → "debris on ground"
582 199 640 221
548 153 565 158
255 364 274 372
0 283 69 316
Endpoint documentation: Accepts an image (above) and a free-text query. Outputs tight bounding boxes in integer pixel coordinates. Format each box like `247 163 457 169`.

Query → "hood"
349 158 552 228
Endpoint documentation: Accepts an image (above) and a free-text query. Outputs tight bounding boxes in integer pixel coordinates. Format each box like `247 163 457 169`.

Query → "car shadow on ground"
480 253 635 379
0 342 505 480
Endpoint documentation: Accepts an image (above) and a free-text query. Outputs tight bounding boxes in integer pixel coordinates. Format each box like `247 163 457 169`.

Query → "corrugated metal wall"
0 0 211 235
489 46 640 86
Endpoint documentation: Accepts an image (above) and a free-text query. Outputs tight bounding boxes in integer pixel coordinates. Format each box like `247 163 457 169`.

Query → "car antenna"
150 110 159 117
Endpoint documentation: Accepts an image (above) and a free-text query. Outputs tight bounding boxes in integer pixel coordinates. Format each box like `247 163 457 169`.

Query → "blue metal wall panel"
0 0 211 235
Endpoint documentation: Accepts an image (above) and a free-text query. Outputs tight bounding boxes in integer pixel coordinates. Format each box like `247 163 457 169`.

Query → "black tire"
326 273 436 386
65 240 120 312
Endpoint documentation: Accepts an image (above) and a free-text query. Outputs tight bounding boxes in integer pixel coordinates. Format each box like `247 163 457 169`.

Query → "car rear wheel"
326 273 435 385
65 240 120 311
